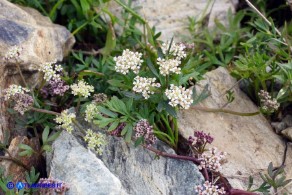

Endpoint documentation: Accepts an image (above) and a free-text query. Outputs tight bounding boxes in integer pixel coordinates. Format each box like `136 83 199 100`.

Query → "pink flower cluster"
134 119 157 147
196 181 225 195
41 79 69 97
198 147 226 172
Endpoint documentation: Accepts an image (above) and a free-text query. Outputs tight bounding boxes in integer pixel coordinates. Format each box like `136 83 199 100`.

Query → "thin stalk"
30 107 60 116
191 106 260 116
0 156 30 171
114 0 146 24
71 13 101 35
160 114 174 140
16 63 28 88
145 145 200 164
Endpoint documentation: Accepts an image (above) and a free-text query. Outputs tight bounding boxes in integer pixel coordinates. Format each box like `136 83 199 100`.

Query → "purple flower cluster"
134 119 157 147
41 79 69 97
12 93 34 115
39 177 69 194
188 131 214 147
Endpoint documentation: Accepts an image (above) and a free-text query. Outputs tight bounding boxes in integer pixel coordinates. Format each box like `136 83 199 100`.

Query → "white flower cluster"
113 49 143 74
195 181 226 195
71 80 94 98
4 46 23 61
198 147 226 172
3 85 30 101
157 58 181 76
133 76 161 99
85 103 99 122
55 109 76 133
39 60 63 82
161 41 186 60
84 129 106 155
165 84 193 109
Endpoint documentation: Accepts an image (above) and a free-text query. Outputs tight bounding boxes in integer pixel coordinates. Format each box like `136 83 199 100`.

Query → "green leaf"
192 84 210 105
121 91 143 100
42 126 50 143
179 71 200 85
108 121 119 132
18 144 33 151
19 150 33 157
146 58 159 78
108 79 129 88
42 145 52 152
78 70 104 80
157 101 177 118
125 124 133 143
134 136 144 147
247 176 254 190
98 118 116 128
100 23 116 56
121 123 131 136
47 131 62 142
97 106 118 118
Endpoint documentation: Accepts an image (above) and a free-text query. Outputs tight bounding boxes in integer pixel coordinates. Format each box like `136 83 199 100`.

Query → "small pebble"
281 127 292 141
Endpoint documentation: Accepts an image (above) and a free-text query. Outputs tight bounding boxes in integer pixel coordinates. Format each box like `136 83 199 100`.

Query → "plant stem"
114 0 146 24
191 106 260 116
30 107 60 116
0 156 30 171
145 145 200 164
16 63 28 88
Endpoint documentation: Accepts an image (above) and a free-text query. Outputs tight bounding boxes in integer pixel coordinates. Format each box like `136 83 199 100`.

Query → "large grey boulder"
178 67 292 193
108 0 238 41
0 0 75 142
47 131 127 195
47 131 204 195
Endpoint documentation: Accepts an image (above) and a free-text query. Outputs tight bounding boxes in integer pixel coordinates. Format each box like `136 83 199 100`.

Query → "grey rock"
281 127 292 141
107 0 238 41
47 131 204 195
283 115 292 127
0 0 75 142
178 67 292 193
101 136 204 195
271 122 287 133
47 131 127 195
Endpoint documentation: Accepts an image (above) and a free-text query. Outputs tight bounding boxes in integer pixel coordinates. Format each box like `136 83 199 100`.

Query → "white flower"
71 80 94 98
198 147 226 172
157 58 181 76
165 84 193 109
161 41 186 60
196 181 225 195
55 110 76 133
84 129 106 155
133 76 161 99
3 85 30 101
113 49 143 74
39 60 63 82
85 103 99 122
4 46 23 61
